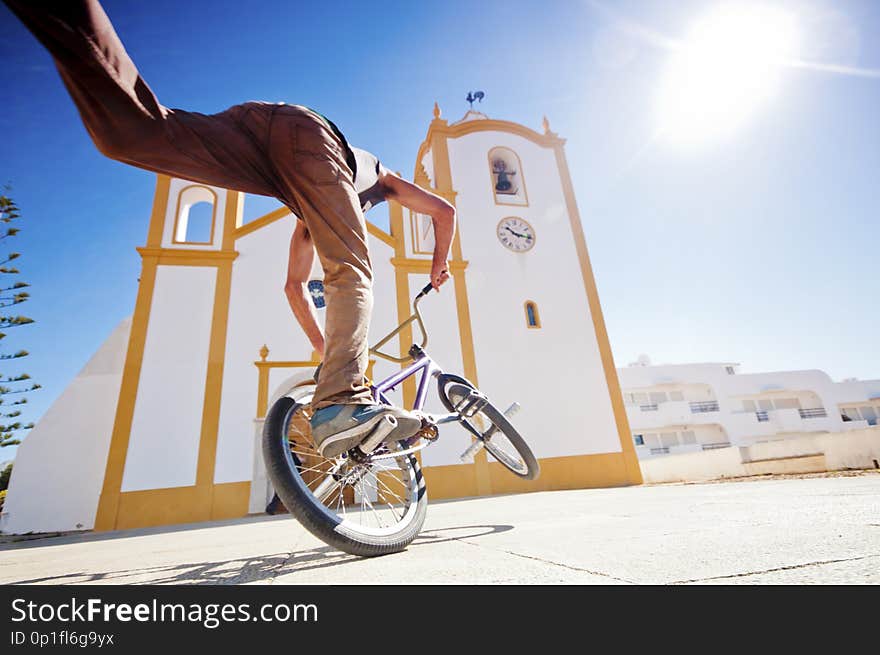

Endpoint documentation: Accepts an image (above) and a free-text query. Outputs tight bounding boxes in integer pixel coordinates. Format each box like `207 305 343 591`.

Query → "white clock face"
497 217 535 252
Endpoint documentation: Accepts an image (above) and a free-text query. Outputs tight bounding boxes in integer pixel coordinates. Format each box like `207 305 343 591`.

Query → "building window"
842 406 878 426
524 301 541 329
173 185 216 244
633 434 645 446
488 147 528 206
726 366 736 375
308 280 326 309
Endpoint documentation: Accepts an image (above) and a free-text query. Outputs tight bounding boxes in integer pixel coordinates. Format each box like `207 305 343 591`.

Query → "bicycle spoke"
296 461 336 476
358 475 385 528
374 471 405 506
372 474 404 521
289 448 322 459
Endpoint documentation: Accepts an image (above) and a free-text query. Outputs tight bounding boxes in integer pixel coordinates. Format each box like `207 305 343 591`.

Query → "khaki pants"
6 0 373 409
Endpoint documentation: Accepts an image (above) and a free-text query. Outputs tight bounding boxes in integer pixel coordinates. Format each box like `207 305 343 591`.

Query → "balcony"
702 442 731 450
690 401 720 413
727 407 839 437
627 399 721 428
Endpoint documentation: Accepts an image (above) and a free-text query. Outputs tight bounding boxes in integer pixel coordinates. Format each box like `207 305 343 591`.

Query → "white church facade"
1 106 642 535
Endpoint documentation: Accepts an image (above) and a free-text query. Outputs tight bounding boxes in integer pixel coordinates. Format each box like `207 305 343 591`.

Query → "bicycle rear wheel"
262 382 428 557
439 375 540 481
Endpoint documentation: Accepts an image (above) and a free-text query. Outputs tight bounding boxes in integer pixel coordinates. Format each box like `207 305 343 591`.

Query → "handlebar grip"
416 281 434 299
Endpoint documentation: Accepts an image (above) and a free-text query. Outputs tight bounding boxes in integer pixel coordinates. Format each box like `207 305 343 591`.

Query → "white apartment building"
617 357 880 459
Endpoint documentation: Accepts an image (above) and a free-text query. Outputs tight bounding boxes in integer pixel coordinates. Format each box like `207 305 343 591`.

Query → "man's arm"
379 167 456 289
284 221 325 356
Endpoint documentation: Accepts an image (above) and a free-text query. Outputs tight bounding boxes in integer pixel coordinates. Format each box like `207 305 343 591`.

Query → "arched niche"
488 147 528 206
173 185 217 244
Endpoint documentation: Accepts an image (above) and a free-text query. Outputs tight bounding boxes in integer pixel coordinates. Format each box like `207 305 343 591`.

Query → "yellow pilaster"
553 144 642 484
429 108 492 496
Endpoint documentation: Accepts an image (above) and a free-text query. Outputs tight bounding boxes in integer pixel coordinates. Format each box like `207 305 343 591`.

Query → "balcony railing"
702 442 731 450
640 404 658 412
690 401 720 414
756 411 769 422
649 447 669 455
798 407 827 419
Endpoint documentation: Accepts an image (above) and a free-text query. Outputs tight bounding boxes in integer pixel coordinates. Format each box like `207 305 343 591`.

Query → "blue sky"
1 0 878 460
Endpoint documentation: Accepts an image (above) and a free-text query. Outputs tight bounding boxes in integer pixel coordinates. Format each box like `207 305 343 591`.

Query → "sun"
656 3 799 146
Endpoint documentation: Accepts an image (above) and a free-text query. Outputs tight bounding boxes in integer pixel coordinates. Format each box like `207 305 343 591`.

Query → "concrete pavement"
1 472 878 585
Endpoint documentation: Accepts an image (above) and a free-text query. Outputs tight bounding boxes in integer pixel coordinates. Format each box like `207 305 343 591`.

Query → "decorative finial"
433 102 441 119
542 115 551 134
259 344 269 362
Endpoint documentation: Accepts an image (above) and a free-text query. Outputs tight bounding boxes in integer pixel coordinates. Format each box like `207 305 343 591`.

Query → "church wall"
448 130 623 459
214 217 302 485
121 266 217 491
0 319 131 534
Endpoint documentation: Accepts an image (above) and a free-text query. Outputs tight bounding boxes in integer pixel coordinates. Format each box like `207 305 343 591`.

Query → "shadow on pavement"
0 514 295 551
4 524 515 585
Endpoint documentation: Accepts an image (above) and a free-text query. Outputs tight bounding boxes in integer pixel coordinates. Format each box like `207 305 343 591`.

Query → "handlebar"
369 281 436 364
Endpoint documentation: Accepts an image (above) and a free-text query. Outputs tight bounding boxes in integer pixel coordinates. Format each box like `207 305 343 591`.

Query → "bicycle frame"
371 351 460 426
366 281 459 426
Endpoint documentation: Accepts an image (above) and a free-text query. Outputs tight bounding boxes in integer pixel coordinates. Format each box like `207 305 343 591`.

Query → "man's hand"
431 259 450 289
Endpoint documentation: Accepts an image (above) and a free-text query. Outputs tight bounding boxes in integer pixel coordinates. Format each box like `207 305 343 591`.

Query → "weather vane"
466 90 485 110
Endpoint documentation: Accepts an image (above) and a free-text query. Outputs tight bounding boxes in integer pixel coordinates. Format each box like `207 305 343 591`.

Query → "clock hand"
505 226 528 239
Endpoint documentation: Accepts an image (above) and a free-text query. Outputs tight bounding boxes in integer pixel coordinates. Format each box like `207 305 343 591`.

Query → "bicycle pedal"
354 414 399 457
460 438 485 462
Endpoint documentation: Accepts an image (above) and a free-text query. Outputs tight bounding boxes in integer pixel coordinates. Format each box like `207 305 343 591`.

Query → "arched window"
488 147 528 206
173 185 217 244
524 300 541 329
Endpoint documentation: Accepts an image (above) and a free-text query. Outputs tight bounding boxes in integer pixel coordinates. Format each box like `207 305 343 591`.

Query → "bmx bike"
262 282 540 557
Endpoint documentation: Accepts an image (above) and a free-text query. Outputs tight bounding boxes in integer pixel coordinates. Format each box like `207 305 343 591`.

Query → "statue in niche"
492 158 518 195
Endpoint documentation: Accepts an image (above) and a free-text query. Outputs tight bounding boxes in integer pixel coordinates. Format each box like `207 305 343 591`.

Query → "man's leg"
268 106 421 457
269 106 373 409
4 0 280 197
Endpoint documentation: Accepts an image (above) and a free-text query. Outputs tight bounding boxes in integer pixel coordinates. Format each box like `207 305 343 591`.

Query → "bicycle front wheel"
440 376 540 481
262 382 428 557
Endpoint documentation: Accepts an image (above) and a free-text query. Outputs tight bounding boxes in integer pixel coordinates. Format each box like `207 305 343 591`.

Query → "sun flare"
657 4 799 145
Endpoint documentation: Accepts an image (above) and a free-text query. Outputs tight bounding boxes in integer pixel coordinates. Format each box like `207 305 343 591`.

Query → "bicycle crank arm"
312 461 347 503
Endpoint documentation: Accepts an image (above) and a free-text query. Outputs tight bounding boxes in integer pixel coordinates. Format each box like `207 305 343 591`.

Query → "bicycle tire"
438 374 540 481
262 389 428 557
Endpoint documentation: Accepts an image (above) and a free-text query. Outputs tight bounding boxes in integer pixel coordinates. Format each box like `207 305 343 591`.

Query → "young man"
6 0 456 457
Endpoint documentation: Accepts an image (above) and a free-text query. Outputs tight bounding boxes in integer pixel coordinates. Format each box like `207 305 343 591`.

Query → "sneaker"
309 403 423 458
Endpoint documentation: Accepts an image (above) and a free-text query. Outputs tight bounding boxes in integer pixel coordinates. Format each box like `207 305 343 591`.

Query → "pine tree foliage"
0 190 38 448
